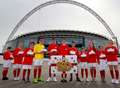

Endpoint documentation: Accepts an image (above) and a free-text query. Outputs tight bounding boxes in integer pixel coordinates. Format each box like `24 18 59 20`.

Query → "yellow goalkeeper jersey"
34 43 45 60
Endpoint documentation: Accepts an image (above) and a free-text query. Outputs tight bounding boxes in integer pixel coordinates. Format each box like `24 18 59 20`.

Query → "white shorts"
13 64 22 69
107 61 118 65
3 60 12 68
22 65 32 69
89 63 98 68
99 59 107 71
79 62 88 69
33 59 44 66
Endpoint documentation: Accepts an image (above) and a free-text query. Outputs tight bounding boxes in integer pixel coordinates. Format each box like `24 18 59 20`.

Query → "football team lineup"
2 38 120 85
0 0 120 88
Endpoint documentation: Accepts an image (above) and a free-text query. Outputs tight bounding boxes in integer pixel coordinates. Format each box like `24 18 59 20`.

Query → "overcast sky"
0 0 120 52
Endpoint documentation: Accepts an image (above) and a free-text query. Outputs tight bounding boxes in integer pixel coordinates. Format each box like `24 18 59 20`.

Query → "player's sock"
49 66 51 77
38 67 41 79
22 69 26 80
27 69 31 81
110 70 114 79
115 70 119 79
17 69 21 77
93 69 96 79
13 69 17 78
3 68 8 78
34 68 37 79
85 69 88 79
90 69 93 79
81 69 84 78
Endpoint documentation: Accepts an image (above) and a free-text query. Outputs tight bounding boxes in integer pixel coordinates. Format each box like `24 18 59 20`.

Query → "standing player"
33 37 47 83
13 42 24 80
78 48 89 82
22 42 35 82
47 38 58 81
87 41 98 81
98 46 107 82
105 40 119 84
69 41 81 82
58 39 69 82
2 47 13 80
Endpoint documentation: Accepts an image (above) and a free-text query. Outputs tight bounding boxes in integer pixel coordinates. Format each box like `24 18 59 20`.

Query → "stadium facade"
5 30 109 51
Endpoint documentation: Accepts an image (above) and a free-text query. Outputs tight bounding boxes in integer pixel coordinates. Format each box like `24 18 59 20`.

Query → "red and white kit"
13 48 24 68
88 48 98 67
58 43 69 79
105 46 118 65
22 48 34 69
98 50 107 71
3 50 13 68
78 51 88 69
48 43 58 77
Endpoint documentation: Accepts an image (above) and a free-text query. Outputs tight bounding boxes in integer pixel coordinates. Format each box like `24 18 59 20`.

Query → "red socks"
13 69 17 78
61 72 67 78
34 68 37 79
17 69 21 77
85 69 88 78
38 67 41 78
115 70 119 79
22 69 26 79
81 69 84 78
34 67 42 79
110 70 114 79
100 70 105 80
81 69 88 79
90 69 93 78
27 69 30 80
93 69 96 78
90 68 96 79
22 69 31 80
49 66 51 77
2 68 8 78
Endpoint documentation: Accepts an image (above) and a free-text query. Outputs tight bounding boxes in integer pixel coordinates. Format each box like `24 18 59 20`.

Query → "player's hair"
37 36 44 43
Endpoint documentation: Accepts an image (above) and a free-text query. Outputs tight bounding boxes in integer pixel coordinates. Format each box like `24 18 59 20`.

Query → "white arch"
3 0 117 51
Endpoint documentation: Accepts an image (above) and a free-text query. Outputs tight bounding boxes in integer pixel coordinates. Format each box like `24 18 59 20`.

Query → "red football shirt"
13 48 24 64
48 43 58 56
68 47 78 55
87 47 98 63
22 48 34 65
58 43 69 56
3 50 13 60
105 46 118 62
78 51 88 63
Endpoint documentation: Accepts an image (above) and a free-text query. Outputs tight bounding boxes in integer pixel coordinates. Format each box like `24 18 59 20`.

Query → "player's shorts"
33 59 44 66
22 65 32 69
13 64 22 69
88 63 98 68
99 59 107 71
107 61 118 65
3 60 12 68
78 62 88 69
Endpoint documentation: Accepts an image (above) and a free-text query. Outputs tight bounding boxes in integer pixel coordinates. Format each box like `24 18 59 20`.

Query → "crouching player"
22 42 35 82
69 41 81 82
78 48 89 82
87 41 98 82
47 38 58 81
105 40 119 84
2 47 13 80
13 42 24 80
33 38 47 83
98 46 107 82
